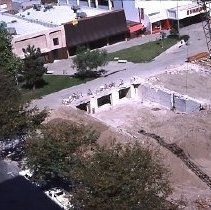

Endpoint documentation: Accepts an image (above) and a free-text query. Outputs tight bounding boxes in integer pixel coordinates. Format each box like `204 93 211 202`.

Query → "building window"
187 10 189 15
53 38 59 45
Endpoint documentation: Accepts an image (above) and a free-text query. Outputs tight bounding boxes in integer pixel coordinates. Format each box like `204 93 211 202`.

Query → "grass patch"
109 37 179 63
21 75 91 102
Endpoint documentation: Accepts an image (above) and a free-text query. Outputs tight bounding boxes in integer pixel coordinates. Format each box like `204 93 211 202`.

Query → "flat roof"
0 11 49 36
17 5 109 25
170 3 201 11
135 0 193 14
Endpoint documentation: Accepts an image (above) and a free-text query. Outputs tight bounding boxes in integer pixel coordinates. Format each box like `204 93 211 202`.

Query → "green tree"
71 143 173 210
0 68 47 141
22 45 47 89
0 26 22 77
72 47 108 78
25 120 98 186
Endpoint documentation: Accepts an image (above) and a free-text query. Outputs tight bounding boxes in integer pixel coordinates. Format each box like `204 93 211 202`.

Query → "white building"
66 0 205 33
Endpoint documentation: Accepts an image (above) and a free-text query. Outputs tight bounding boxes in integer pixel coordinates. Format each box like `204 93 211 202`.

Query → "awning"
129 23 144 33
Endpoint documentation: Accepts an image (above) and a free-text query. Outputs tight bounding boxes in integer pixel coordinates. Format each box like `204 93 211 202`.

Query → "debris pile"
187 52 211 68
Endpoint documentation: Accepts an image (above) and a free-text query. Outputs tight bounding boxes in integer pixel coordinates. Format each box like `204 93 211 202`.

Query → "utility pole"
177 0 180 37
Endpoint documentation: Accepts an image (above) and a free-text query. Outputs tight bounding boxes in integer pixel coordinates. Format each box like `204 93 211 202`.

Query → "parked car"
45 187 71 210
19 169 40 187
19 169 33 180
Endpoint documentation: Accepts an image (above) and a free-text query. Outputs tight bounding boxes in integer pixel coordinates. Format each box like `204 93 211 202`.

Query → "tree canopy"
71 143 173 210
0 68 47 141
0 26 22 76
25 118 173 209
72 47 108 78
22 45 47 89
25 120 98 186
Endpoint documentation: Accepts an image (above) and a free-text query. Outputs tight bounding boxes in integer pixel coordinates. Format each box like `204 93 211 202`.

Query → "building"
116 0 206 34
64 10 128 55
0 5 127 62
0 0 206 63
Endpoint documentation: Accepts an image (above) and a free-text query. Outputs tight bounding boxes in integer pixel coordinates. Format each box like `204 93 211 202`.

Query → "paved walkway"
35 22 208 109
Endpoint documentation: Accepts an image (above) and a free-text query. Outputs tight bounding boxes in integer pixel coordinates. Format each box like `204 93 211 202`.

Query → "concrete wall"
73 83 203 114
140 85 172 108
122 0 140 22
174 95 186 112
139 84 202 112
186 99 201 113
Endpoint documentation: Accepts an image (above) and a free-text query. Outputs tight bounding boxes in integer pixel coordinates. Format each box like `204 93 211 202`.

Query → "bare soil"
48 64 211 209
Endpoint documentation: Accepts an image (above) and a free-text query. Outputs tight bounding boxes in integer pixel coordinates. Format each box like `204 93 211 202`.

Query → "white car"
19 169 33 180
19 169 40 187
45 188 71 210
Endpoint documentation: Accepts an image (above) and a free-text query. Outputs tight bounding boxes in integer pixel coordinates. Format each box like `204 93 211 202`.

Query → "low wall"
140 84 202 113
69 81 204 114
140 85 172 108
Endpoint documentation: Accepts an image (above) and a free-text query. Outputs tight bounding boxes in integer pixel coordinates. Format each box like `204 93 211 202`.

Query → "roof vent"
76 12 87 19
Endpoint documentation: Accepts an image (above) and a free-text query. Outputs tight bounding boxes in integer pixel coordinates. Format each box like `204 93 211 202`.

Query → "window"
187 10 189 15
53 38 59 45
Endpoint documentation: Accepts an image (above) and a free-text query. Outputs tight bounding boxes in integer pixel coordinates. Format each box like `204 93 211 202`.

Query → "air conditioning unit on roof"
76 12 87 19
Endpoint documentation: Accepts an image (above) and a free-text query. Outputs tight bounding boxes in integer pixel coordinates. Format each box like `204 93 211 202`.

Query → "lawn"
21 75 91 102
109 37 179 63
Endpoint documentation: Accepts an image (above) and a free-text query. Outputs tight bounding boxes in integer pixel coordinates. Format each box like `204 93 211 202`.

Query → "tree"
0 26 22 77
22 45 47 89
25 120 98 186
72 47 108 78
0 67 47 142
71 143 173 210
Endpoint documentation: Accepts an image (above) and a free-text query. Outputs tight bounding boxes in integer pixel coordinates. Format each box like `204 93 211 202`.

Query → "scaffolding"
197 0 211 57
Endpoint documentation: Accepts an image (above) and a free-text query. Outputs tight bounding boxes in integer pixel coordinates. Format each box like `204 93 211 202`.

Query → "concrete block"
174 95 186 112
129 85 136 98
141 85 171 109
111 91 119 106
185 99 201 113
90 97 98 114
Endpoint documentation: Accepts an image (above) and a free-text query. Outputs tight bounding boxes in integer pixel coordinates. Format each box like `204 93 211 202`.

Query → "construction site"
54 13 211 210
30 0 211 208
56 58 211 208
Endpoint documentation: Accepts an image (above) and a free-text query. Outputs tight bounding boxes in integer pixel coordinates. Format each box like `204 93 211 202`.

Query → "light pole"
177 0 180 37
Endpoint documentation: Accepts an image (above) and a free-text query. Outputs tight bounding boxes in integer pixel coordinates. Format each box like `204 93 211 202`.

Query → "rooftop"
169 3 201 11
17 5 109 25
135 0 193 14
0 11 48 36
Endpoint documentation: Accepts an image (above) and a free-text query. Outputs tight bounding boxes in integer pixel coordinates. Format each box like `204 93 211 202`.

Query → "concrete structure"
65 77 205 114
